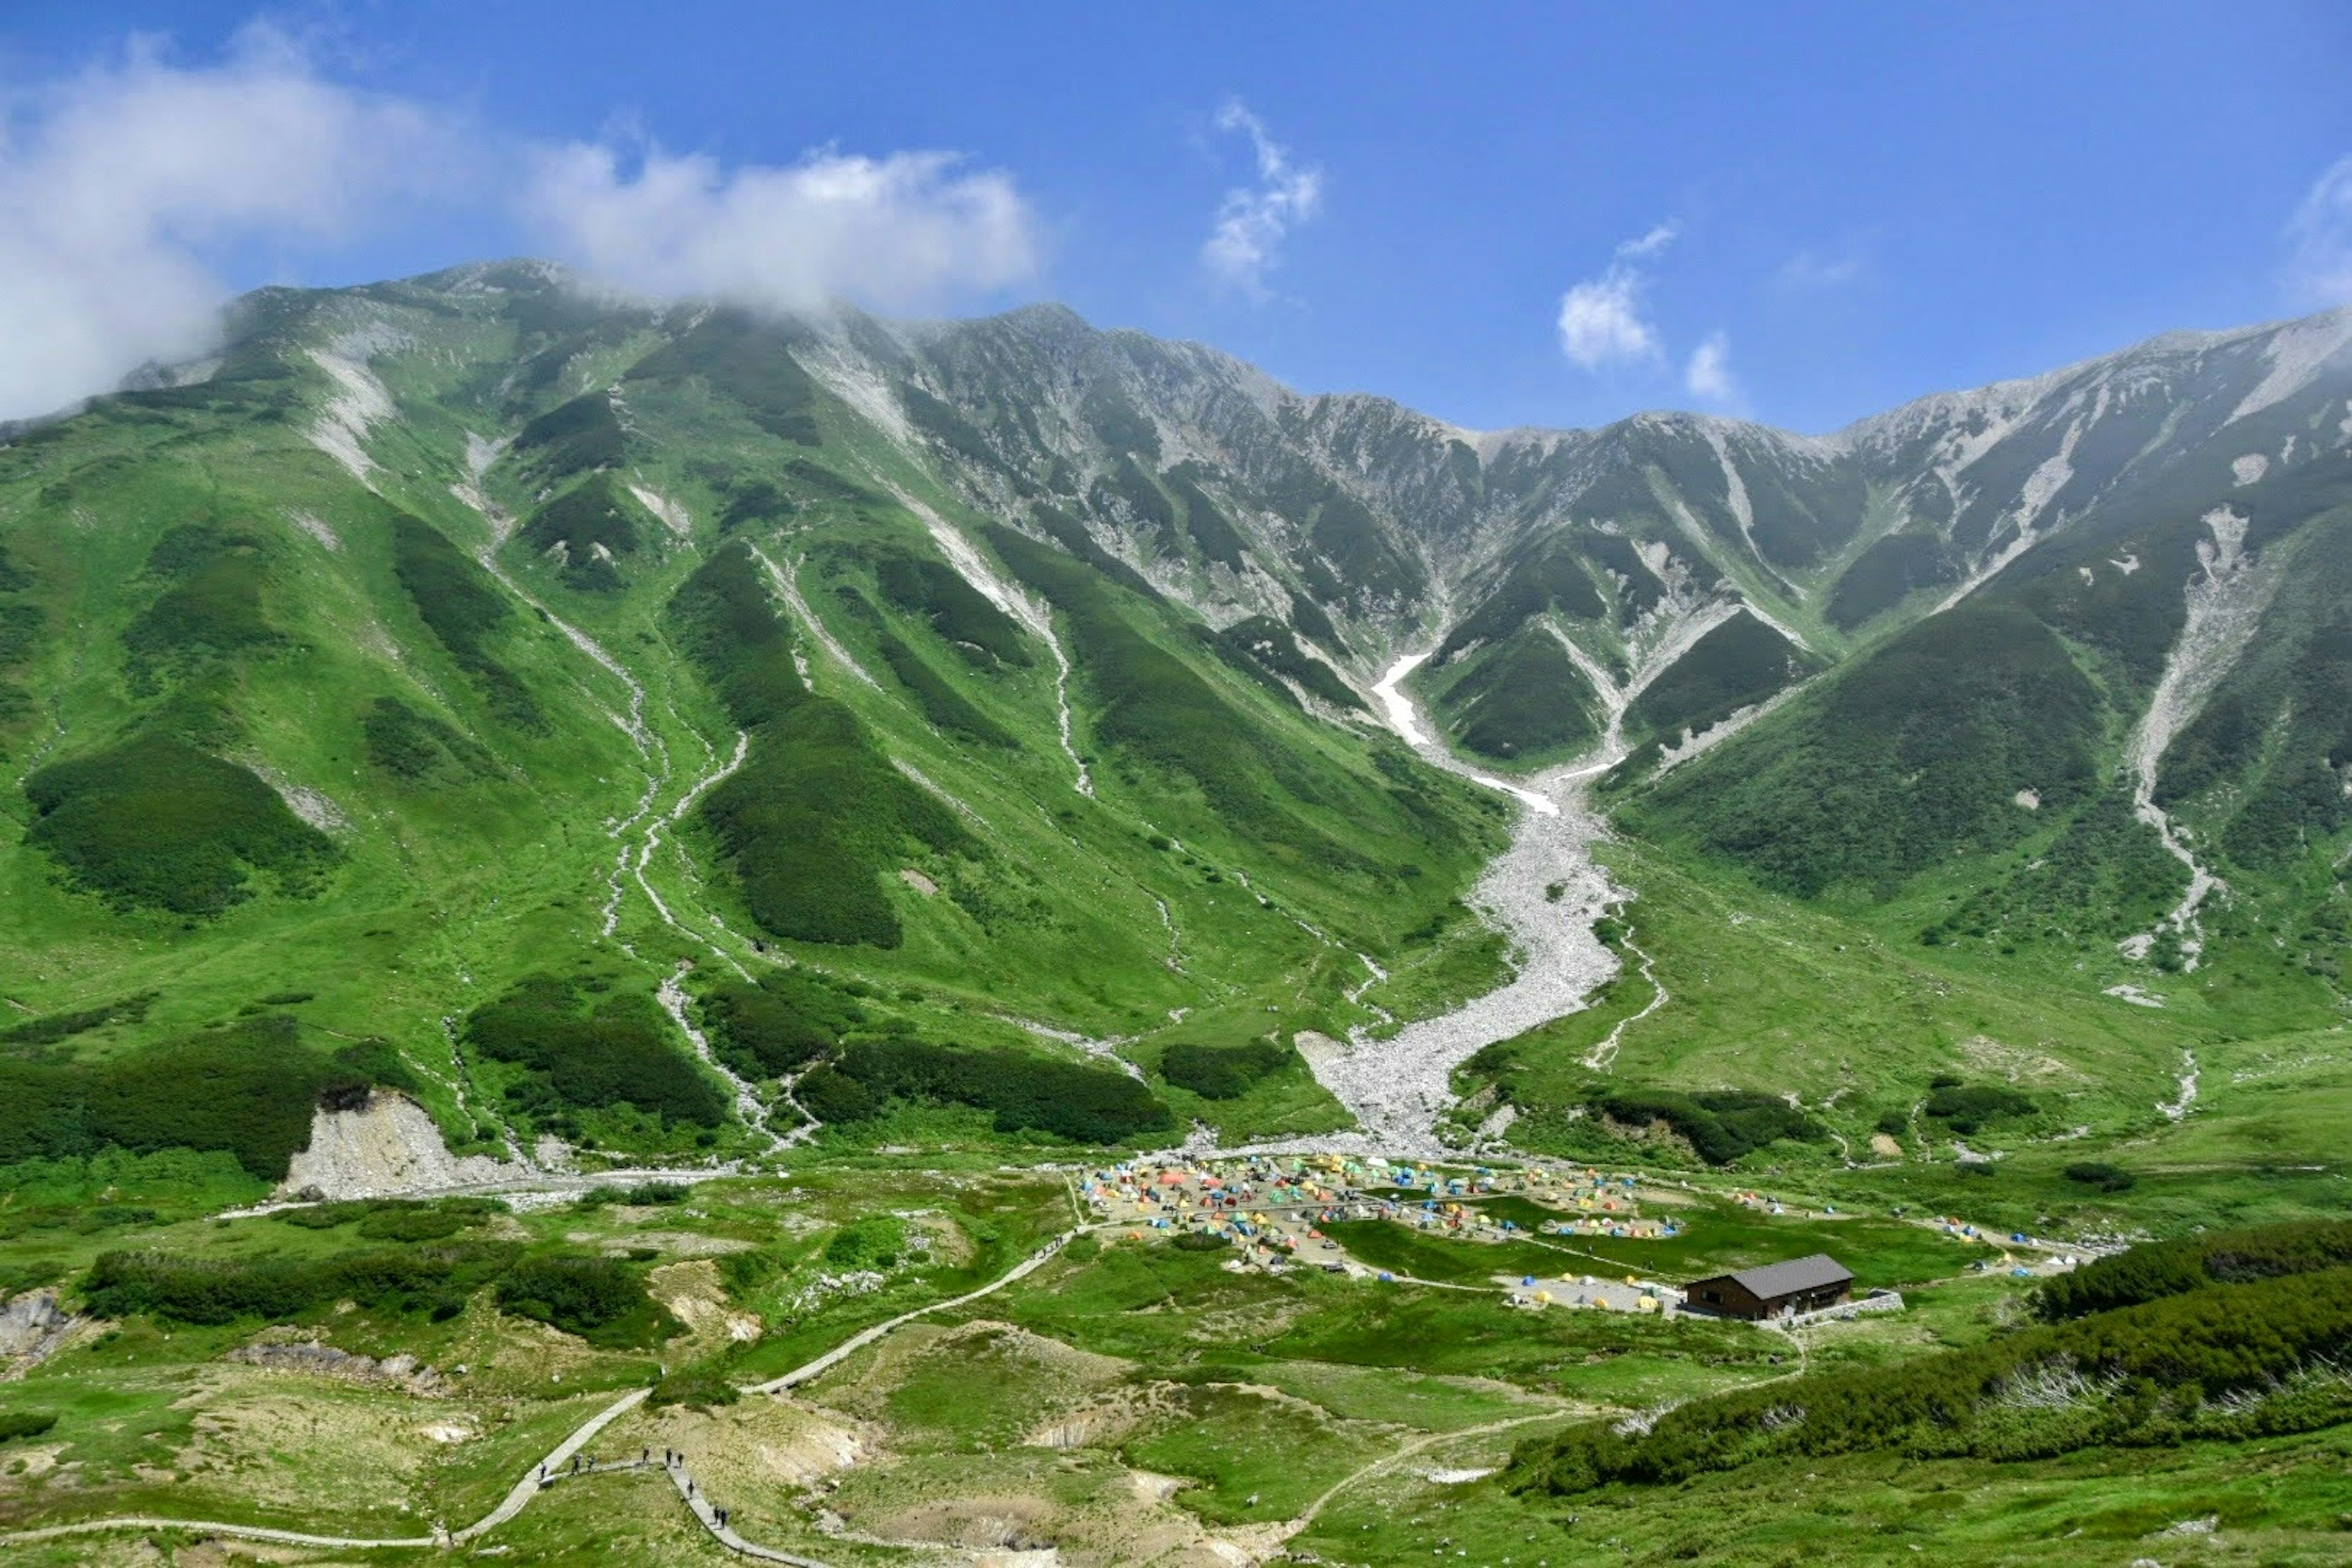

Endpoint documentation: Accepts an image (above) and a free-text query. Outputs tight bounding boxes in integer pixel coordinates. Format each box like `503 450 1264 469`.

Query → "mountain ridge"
0 259 2346 1185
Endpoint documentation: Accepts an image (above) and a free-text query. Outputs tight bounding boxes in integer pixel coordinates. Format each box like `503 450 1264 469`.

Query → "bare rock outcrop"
227 1336 443 1392
279 1090 532 1200
0 1288 86 1378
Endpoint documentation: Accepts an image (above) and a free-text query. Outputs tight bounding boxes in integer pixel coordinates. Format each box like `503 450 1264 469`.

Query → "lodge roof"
1708 1253 1854 1300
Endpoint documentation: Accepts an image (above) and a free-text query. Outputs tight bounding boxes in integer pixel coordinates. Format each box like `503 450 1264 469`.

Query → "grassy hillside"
0 270 1506 1183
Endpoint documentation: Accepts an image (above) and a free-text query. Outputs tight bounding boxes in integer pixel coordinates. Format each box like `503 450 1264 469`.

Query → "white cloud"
1201 101 1323 298
1776 247 1869 289
0 24 464 421
523 141 1041 315
2285 155 2352 303
1616 223 1678 260
1685 331 1736 401
1557 266 1659 369
1556 224 1678 371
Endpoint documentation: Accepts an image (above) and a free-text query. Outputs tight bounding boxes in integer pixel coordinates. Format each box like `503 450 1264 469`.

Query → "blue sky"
4 2 2351 431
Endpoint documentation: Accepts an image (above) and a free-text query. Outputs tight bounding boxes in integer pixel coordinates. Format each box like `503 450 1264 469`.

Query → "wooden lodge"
1683 1253 1853 1321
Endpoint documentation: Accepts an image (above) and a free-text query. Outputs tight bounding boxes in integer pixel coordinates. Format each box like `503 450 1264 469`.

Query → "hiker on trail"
641 1446 649 1462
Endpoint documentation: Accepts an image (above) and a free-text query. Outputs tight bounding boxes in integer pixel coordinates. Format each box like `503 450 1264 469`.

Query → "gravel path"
747 1228 1080 1394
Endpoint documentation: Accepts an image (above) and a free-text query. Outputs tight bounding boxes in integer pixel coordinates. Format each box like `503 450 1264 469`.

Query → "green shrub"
872 549 1032 667
1432 535 1608 667
625 309 822 445
0 1020 411 1180
1202 617 1360 712
836 586 1017 745
496 1254 675 1346
1631 605 2104 899
984 519 1416 875
647 1365 741 1411
1627 611 1821 742
1509 1264 2352 1497
123 525 279 679
576 1182 690 1208
1437 627 1600 762
839 1038 1173 1145
512 388 625 479
699 972 865 1078
1590 1087 1823 1166
1161 1039 1295 1099
0 992 154 1047
85 1243 507 1325
466 975 726 1129
821 1216 906 1270
0 1411 59 1442
2062 1161 2137 1193
519 474 645 592
24 733 337 915
2038 1219 2352 1321
387 513 541 729
1921 1083 2036 1135
668 545 971 948
1825 530 1959 629
795 1063 878 1124
1173 1230 1231 1251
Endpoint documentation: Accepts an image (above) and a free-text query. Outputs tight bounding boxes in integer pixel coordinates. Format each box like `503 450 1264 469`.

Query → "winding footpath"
0 1232 1087 1561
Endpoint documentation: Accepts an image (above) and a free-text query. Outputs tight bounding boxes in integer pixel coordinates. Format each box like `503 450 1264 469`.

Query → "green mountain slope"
1 263 2348 1191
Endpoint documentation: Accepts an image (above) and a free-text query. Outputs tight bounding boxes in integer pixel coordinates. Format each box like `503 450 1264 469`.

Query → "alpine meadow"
1 86 2351 1567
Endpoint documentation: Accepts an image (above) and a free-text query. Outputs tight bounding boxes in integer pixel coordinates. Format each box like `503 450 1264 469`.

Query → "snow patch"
2231 453 2269 486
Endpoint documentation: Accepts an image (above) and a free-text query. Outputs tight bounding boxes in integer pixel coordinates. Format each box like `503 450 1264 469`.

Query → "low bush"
872 548 1031 666
466 975 726 1130
1921 1082 2037 1134
1172 1230 1231 1252
123 525 279 680
24 734 337 915
2038 1219 2352 1321
1590 1087 1824 1166
85 1243 507 1325
576 1182 690 1208
388 513 542 729
495 1254 676 1346
511 388 625 480
0 1021 409 1180
668 544 972 948
1509 1264 2352 1497
519 475 644 592
647 1365 741 1411
2062 1161 2137 1193
821 1216 906 1270
0 1411 59 1442
699 971 867 1078
1161 1039 1295 1100
837 1037 1174 1145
